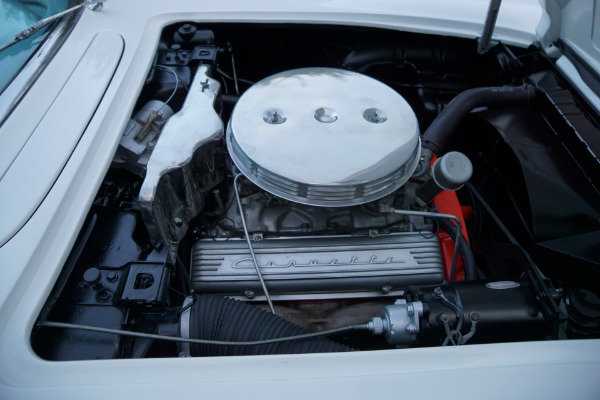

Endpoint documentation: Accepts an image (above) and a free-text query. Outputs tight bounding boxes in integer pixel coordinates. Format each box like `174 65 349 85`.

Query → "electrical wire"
466 182 518 245
229 47 240 95
477 138 534 240
442 319 459 346
449 285 464 320
156 65 189 91
153 65 181 114
438 291 465 346
440 295 464 332
216 67 255 86
407 219 439 239
393 209 462 280
465 182 483 240
233 174 275 314
175 255 194 296
460 314 479 344
218 69 229 94
37 320 368 346
435 217 477 280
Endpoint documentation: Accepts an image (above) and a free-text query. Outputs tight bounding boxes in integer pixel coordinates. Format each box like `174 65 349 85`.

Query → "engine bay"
32 23 600 360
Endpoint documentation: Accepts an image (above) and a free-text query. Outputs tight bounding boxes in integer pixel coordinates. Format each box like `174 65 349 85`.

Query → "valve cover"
190 233 444 297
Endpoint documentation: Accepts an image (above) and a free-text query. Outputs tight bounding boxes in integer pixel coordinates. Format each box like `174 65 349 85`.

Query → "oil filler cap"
432 151 473 191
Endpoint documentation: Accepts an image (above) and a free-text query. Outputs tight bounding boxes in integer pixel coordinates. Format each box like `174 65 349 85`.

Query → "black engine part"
186 296 353 356
409 281 553 346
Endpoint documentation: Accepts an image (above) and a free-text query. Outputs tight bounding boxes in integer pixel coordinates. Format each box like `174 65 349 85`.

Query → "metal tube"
38 320 368 346
233 174 275 313
477 0 502 54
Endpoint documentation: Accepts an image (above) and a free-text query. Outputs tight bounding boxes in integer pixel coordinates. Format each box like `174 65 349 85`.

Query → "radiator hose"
187 296 354 356
422 85 536 155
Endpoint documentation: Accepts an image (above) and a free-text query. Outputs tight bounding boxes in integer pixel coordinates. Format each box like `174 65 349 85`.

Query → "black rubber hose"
422 85 536 155
436 217 477 281
189 296 354 356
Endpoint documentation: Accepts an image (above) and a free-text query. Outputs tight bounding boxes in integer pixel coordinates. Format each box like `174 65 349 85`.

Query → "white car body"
1 1 599 399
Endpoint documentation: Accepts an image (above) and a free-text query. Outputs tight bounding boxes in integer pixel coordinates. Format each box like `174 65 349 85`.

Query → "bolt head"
363 108 387 124
263 109 286 125
98 290 112 302
83 267 101 284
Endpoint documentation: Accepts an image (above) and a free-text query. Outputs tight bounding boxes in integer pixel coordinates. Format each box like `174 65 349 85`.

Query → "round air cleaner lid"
227 67 420 207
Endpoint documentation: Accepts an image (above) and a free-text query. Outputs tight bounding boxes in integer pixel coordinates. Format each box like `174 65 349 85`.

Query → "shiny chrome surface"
138 65 224 247
190 233 444 297
0 10 80 127
227 67 420 207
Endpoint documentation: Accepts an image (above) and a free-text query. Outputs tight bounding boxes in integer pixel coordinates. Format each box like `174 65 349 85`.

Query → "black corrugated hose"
188 296 355 356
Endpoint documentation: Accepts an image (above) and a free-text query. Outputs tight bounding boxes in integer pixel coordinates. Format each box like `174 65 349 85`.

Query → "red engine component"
431 175 471 281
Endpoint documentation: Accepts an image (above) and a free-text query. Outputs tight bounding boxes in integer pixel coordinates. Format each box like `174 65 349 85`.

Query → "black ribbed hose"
188 296 354 356
422 85 536 155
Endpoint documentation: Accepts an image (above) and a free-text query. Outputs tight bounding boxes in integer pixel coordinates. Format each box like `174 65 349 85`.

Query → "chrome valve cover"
190 233 444 298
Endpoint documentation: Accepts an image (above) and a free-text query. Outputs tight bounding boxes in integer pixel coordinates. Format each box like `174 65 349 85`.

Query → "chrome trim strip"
0 7 82 127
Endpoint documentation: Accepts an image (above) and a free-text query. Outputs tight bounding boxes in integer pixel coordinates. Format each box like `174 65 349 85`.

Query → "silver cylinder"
227 67 421 207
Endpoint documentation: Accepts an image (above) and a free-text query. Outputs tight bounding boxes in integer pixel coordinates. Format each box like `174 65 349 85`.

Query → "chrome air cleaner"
227 67 420 207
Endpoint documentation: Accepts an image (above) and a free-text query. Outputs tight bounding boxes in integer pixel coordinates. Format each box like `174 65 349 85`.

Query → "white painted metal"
0 31 123 246
556 56 600 114
1 1 598 399
557 0 600 70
